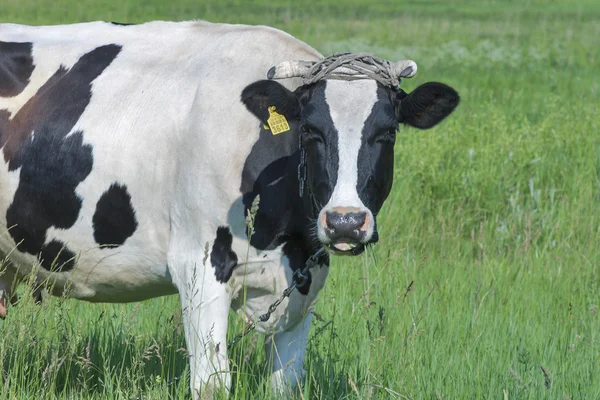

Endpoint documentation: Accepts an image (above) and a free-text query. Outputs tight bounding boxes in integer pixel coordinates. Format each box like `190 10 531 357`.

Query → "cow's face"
242 78 459 255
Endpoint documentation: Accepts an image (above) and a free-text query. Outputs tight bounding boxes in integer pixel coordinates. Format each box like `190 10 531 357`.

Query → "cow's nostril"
325 211 367 238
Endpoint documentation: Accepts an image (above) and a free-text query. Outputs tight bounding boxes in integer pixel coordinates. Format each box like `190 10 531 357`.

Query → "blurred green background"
1 1 599 399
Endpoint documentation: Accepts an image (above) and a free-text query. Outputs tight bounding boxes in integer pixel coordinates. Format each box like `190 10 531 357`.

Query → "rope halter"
267 52 417 87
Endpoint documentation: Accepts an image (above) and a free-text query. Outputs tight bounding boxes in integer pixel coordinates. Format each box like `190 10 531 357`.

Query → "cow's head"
242 56 459 255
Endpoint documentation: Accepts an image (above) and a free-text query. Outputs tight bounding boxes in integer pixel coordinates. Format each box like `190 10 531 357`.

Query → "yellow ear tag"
267 106 290 135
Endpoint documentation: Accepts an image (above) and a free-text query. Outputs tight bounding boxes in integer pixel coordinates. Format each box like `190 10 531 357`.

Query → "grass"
1 0 600 398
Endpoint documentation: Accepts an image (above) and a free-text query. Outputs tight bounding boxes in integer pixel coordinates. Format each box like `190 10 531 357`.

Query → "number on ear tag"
267 106 290 135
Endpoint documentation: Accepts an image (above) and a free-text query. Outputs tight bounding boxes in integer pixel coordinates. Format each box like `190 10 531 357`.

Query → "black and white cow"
0 21 459 397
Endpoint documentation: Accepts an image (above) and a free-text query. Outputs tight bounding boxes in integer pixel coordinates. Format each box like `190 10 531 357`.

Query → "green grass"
1 0 600 398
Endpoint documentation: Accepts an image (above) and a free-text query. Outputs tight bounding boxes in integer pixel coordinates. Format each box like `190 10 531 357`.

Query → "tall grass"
1 0 599 398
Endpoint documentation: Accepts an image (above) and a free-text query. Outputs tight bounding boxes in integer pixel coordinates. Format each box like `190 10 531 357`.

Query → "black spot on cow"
240 123 308 251
0 41 35 97
39 240 76 271
356 84 398 214
0 44 122 269
93 183 138 247
240 82 315 251
211 226 238 283
108 22 135 26
295 83 339 209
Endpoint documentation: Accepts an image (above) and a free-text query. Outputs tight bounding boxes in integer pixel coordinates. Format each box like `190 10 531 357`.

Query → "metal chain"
227 247 326 349
297 130 307 198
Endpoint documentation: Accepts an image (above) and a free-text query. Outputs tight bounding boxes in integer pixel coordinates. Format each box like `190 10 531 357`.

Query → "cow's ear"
395 82 459 129
241 80 301 124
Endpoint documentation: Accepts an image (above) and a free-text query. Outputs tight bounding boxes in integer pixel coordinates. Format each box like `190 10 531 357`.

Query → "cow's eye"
301 125 324 143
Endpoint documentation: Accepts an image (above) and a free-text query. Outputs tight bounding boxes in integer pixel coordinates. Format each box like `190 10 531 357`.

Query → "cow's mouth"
326 241 366 256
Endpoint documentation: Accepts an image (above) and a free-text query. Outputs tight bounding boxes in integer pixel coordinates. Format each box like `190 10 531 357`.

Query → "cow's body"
0 20 459 398
0 19 323 318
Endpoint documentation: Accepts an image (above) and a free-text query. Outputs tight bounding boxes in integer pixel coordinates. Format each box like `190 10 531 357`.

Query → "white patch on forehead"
324 80 378 208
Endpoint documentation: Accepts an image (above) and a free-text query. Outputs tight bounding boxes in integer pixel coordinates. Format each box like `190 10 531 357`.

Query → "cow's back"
0 21 321 301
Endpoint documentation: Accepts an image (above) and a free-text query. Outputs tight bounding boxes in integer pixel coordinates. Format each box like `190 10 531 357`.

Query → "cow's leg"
266 311 313 394
169 250 232 399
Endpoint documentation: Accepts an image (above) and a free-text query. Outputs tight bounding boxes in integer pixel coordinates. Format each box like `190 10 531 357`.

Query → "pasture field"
1 0 600 398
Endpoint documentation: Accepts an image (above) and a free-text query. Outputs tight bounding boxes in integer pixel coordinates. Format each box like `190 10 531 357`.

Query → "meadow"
1 0 599 398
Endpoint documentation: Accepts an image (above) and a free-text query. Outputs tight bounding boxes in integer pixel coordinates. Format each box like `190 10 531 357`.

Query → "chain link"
227 247 325 349
297 131 307 198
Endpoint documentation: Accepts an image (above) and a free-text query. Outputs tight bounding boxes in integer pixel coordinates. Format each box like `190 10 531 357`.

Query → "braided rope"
302 52 401 87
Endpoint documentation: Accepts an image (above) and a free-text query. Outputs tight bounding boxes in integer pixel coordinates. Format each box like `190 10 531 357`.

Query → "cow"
0 21 459 397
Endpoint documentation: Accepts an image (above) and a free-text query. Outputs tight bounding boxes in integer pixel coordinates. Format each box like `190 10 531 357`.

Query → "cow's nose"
324 209 368 241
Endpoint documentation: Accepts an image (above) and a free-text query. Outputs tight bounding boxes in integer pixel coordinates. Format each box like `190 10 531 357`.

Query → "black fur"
281 235 315 295
241 152 303 251
357 84 398 214
240 84 305 250
93 183 138 247
211 226 239 283
0 44 122 269
241 80 301 124
299 83 339 211
396 82 460 129
0 41 35 97
39 239 76 271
